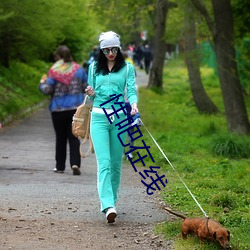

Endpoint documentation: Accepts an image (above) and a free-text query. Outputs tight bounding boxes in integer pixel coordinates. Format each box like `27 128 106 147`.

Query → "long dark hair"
95 48 126 75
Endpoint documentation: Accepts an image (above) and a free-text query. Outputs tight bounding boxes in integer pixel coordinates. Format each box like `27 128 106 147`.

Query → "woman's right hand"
131 103 138 115
85 86 95 97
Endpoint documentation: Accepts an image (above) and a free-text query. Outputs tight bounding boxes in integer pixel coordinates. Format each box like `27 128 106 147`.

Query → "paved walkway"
135 68 149 88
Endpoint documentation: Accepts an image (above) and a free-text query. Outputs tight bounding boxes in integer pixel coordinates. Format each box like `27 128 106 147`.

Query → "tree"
232 0 250 96
232 0 250 40
184 1 218 114
91 0 156 48
0 0 98 66
148 0 177 89
191 0 250 134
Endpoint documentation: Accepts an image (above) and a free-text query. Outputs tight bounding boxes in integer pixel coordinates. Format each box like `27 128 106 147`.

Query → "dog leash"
139 118 209 218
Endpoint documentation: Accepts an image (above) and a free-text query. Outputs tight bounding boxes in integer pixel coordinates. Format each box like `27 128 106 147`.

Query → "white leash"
139 118 209 218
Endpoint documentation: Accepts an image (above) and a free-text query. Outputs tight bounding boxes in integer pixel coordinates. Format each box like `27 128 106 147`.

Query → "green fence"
198 39 250 95
198 41 217 74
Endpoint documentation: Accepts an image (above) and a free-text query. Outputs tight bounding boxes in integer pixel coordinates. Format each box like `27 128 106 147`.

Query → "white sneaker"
72 165 81 175
53 168 64 173
105 207 117 223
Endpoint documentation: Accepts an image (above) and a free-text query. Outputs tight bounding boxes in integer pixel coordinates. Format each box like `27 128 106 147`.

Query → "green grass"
0 60 50 123
136 58 250 250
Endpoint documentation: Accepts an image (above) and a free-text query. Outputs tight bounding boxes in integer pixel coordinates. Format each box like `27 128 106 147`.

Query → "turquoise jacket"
87 62 138 110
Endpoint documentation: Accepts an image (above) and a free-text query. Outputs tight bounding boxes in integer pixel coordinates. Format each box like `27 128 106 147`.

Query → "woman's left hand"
131 103 138 115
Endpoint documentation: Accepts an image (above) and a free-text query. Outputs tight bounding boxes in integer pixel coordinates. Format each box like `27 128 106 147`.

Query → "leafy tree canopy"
0 0 100 66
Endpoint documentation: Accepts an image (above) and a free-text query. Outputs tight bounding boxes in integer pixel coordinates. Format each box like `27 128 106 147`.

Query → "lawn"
136 58 250 250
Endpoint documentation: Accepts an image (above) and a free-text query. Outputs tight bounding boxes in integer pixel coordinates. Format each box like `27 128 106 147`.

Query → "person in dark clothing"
143 44 152 74
87 46 99 68
134 45 144 69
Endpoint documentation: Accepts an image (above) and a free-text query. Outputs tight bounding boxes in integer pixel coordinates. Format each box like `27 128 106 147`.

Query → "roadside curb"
0 99 48 129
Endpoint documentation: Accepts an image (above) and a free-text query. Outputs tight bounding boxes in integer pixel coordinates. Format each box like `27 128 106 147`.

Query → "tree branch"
190 0 216 37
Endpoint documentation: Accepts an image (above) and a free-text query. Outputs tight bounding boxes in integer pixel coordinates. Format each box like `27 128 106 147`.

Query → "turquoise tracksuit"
88 62 137 212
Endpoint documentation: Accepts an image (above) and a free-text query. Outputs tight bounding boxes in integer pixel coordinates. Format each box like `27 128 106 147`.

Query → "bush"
210 135 250 159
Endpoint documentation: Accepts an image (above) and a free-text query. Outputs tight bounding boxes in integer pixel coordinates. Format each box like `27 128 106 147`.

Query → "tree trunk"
184 4 218 114
212 0 250 134
147 0 169 89
191 0 250 134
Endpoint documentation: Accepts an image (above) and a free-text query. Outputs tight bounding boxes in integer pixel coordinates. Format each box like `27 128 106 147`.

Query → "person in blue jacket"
85 31 138 223
39 45 88 175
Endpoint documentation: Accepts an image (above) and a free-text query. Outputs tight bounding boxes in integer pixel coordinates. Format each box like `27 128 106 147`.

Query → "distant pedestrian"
39 45 88 175
86 46 99 71
123 51 136 76
85 31 138 223
134 44 144 69
143 44 152 74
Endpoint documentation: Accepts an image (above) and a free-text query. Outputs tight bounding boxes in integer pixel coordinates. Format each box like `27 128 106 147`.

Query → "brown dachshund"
162 206 231 249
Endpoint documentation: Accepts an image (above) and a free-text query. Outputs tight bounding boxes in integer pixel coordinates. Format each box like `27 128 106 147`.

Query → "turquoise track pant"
90 111 127 212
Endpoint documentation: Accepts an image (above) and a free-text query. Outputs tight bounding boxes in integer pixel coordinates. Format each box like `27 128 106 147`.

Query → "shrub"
210 135 250 159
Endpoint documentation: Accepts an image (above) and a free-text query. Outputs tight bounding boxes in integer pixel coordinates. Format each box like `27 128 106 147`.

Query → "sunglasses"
102 47 119 55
